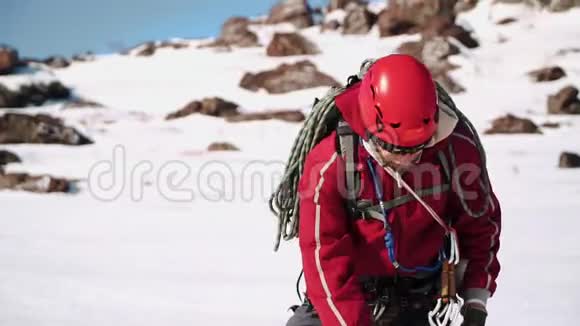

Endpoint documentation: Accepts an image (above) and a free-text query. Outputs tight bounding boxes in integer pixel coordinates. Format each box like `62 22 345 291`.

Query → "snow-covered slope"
1 2 580 325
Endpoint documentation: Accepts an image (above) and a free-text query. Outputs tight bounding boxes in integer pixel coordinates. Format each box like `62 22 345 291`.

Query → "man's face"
375 145 423 172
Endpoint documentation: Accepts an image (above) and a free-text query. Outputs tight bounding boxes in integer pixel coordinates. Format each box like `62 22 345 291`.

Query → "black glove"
461 303 487 326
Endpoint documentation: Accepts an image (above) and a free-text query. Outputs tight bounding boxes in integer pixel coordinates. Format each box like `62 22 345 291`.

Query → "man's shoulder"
304 130 340 167
446 125 484 166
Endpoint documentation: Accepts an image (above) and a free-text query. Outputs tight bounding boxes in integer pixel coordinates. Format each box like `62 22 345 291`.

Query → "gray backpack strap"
337 120 360 218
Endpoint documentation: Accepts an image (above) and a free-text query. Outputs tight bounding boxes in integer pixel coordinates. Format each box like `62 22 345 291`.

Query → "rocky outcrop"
377 9 418 36
62 98 105 109
378 0 458 37
72 52 96 62
547 86 580 114
43 56 70 69
207 142 240 151
0 81 71 108
328 0 361 11
559 152 580 168
212 17 260 48
133 40 190 56
0 113 93 145
541 121 561 128
0 45 19 75
454 0 478 13
267 0 314 28
377 0 479 50
321 20 341 31
266 33 320 56
239 60 341 94
543 0 580 12
496 17 517 25
484 114 541 134
0 172 72 193
493 0 580 12
166 97 240 120
0 150 21 165
225 110 305 123
397 37 464 93
423 17 479 49
528 66 566 82
342 3 376 35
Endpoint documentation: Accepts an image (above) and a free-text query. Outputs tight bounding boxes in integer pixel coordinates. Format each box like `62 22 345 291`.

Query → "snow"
2 2 580 326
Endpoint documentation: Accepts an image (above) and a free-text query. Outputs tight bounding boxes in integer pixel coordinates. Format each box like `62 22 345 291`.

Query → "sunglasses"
366 131 428 155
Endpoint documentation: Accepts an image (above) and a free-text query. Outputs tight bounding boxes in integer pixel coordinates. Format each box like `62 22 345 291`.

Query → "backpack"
269 58 491 251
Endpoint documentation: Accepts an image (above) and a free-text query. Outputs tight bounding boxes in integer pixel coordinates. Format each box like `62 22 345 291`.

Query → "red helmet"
358 54 438 153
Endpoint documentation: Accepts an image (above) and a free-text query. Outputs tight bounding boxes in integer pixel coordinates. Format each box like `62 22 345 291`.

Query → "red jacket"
297 84 501 326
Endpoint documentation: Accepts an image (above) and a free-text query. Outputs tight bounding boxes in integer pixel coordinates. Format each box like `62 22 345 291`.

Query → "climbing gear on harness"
366 157 444 274
366 151 464 326
360 275 440 323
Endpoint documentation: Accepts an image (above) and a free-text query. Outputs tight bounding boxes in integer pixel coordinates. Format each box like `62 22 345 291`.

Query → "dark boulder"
0 113 93 145
239 60 340 94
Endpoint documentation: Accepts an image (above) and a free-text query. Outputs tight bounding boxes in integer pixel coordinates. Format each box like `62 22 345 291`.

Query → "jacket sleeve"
448 135 502 307
298 151 371 326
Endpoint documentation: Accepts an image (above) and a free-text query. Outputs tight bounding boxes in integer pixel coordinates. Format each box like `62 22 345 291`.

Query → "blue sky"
1 0 326 58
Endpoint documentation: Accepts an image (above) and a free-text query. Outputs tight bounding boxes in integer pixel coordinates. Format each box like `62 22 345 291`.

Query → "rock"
239 60 341 94
131 40 190 56
454 0 478 13
44 56 71 69
378 0 470 40
0 113 93 145
435 73 465 94
266 32 320 57
559 152 580 168
216 17 260 48
0 45 19 75
225 110 305 123
547 0 580 12
0 172 71 193
62 98 105 109
484 114 541 134
17 81 71 106
541 121 561 128
397 37 463 93
207 142 240 151
377 8 417 37
0 150 21 165
72 52 95 62
136 42 157 56
47 81 71 99
159 40 189 50
267 0 314 28
342 3 376 35
496 17 517 25
547 86 580 114
423 17 479 49
396 41 425 60
0 81 71 108
321 19 341 31
422 36 460 75
496 0 580 11
528 66 566 82
0 84 23 107
329 0 361 11
389 0 457 27
166 97 240 120
556 47 580 56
